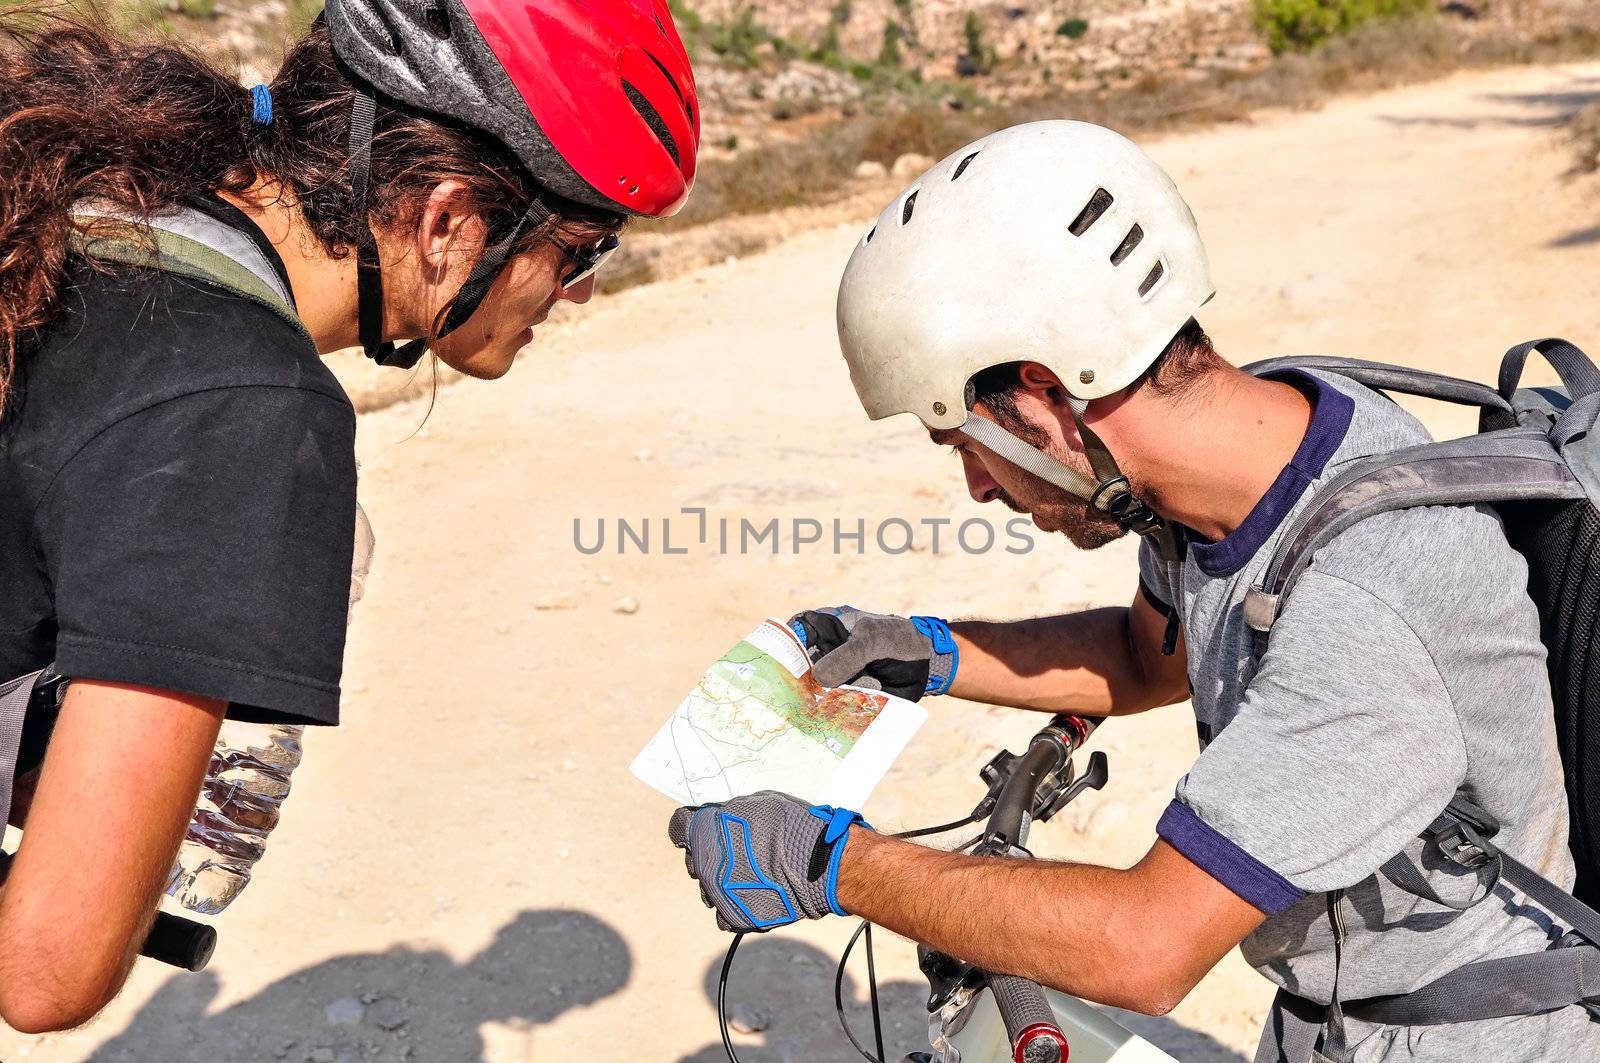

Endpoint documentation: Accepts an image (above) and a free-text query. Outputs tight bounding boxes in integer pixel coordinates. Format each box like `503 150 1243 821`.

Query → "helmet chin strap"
346 89 547 370
958 408 1183 560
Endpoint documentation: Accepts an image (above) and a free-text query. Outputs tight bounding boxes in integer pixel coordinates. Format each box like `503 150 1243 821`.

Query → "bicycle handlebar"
142 910 217 972
977 714 1099 1063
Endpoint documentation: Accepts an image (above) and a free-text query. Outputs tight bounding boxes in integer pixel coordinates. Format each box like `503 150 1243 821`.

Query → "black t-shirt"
0 219 357 776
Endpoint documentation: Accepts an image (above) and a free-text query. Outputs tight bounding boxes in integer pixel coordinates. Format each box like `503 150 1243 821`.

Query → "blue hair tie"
250 84 273 126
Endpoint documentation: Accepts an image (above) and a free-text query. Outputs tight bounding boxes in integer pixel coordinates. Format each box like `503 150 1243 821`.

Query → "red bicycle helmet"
321 0 699 364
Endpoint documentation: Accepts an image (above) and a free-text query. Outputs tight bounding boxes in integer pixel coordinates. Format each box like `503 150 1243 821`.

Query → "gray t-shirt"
1138 370 1596 1061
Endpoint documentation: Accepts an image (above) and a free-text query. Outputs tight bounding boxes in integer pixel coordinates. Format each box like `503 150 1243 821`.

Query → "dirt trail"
8 61 1600 1063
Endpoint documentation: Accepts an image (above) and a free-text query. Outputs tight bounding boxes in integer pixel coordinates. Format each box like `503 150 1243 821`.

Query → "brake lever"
1036 751 1109 823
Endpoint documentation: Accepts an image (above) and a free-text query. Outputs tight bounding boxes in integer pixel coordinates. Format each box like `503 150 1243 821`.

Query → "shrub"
1251 0 1432 54
1056 17 1089 39
708 6 769 68
962 10 997 74
879 20 903 68
177 0 216 18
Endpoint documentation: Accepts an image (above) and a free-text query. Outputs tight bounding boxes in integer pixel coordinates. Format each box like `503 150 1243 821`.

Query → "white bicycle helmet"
836 120 1215 537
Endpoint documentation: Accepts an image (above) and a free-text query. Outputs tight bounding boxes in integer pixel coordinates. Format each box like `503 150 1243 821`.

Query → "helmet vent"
423 4 451 40
1138 260 1167 299
1110 225 1144 266
1068 188 1114 237
951 151 980 181
864 224 877 245
623 80 681 167
900 189 919 226
646 50 694 125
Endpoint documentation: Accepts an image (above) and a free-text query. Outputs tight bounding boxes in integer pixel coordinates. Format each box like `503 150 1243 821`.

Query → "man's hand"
667 792 871 933
789 606 957 701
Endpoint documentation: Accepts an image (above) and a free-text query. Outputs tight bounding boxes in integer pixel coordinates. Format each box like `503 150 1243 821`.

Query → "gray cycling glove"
667 791 872 933
789 606 959 702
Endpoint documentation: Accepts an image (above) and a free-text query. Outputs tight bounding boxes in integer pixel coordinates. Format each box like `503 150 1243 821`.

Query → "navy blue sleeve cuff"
1156 799 1306 916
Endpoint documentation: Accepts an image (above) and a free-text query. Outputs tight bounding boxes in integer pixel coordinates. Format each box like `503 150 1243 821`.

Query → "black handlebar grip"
142 911 217 973
990 974 1068 1063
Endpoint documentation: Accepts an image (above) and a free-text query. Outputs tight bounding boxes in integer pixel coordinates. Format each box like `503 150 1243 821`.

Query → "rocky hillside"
65 0 1600 177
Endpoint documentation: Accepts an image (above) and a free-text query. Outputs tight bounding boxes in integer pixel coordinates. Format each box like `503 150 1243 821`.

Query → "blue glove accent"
911 615 959 696
807 805 873 917
715 810 799 929
789 619 810 647
250 84 274 126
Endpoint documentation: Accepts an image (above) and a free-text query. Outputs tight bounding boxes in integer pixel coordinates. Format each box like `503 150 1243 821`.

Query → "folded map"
630 619 928 810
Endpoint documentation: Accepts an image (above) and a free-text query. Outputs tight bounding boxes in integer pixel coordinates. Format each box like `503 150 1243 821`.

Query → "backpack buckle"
1431 818 1494 870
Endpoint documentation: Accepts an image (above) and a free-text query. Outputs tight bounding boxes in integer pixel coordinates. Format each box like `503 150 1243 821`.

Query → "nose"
961 451 1003 505
559 274 597 305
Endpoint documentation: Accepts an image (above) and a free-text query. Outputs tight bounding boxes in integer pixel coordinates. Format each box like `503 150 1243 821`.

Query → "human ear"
416 178 488 278
1017 361 1070 405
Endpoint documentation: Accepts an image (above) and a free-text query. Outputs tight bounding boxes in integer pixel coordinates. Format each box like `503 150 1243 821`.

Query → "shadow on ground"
85 909 628 1063
674 936 1245 1063
1376 79 1600 131
1550 224 1600 248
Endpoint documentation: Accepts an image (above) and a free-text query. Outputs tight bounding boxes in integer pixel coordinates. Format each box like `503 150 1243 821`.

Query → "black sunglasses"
554 233 620 289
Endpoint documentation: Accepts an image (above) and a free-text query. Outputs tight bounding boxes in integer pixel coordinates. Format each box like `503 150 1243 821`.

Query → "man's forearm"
950 608 1163 716
836 829 1251 1016
837 829 1172 1012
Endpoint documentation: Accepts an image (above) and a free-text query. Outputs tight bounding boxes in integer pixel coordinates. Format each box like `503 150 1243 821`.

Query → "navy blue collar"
1189 371 1355 578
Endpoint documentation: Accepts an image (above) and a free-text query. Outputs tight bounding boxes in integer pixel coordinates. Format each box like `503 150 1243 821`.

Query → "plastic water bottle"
165 722 304 914
166 501 375 914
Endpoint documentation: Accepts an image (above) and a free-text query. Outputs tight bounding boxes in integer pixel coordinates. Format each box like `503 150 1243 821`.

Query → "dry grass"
1571 102 1600 176
673 15 1600 230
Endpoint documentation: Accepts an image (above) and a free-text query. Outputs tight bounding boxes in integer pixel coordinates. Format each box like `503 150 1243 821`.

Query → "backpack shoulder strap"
67 205 306 340
1243 355 1515 417
1241 431 1588 638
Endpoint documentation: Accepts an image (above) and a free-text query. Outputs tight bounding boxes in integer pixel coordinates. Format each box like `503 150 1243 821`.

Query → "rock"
561 757 578 772
612 596 641 615
728 1004 770 1034
308 1050 336 1063
369 999 408 1032
326 997 365 1026
891 153 933 179
533 593 577 611
854 160 888 180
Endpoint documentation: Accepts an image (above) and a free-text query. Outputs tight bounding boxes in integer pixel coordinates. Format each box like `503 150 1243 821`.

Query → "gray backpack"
1242 340 1600 1060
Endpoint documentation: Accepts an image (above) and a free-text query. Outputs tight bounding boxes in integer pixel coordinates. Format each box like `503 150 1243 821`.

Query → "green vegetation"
288 0 323 35
878 20 903 68
1251 0 1431 54
176 0 215 18
961 10 997 75
708 5 769 68
663 15 1600 234
1056 17 1089 39
667 0 702 34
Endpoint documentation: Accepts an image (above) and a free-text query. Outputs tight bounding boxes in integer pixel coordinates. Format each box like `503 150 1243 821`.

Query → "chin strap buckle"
369 338 428 369
1093 477 1162 534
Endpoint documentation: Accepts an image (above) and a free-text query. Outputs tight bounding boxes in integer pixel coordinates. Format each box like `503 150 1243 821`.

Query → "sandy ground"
6 60 1600 1063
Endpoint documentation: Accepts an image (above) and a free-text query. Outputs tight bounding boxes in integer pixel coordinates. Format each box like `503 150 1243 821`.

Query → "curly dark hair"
0 6 622 407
